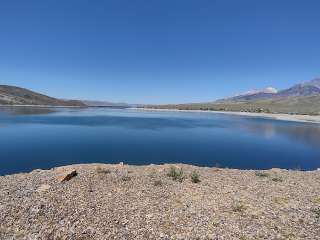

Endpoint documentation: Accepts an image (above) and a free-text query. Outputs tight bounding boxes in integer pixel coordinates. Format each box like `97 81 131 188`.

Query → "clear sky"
0 0 319 104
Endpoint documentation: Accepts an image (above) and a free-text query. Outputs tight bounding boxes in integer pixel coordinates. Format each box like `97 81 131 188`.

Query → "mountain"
276 78 320 97
82 100 131 107
302 78 320 88
146 77 320 115
217 87 278 102
0 85 86 106
237 87 278 96
217 78 320 103
277 84 320 97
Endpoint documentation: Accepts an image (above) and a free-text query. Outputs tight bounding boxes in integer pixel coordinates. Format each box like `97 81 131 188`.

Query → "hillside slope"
0 85 85 106
217 78 320 103
146 78 320 115
146 96 320 115
210 96 320 115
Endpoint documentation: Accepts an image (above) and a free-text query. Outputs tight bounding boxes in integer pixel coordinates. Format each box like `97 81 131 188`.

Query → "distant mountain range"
82 100 131 107
146 78 320 115
2 77 320 115
217 78 320 103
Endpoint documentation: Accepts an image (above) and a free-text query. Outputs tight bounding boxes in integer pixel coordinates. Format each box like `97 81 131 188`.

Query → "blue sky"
0 0 319 104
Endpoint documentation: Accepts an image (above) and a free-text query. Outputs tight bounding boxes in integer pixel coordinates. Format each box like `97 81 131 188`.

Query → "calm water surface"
0 107 320 175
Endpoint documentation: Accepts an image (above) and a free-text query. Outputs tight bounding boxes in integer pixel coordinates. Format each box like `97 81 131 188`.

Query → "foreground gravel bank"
1 163 320 239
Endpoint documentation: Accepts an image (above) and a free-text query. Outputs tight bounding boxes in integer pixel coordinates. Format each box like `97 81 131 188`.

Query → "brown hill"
0 85 85 107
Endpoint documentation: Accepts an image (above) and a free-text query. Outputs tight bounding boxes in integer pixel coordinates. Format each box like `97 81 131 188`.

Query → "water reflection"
0 114 226 130
0 107 320 173
237 118 320 148
0 107 320 151
0 106 57 115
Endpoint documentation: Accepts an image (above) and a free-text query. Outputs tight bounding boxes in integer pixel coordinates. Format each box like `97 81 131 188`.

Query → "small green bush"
255 171 270 178
272 177 283 182
167 166 184 182
190 171 201 183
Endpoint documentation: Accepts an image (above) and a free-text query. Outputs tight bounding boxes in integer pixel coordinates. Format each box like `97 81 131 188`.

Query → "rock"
56 169 77 182
36 184 51 192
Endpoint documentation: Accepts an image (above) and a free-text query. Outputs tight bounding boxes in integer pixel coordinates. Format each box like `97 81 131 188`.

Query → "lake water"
0 107 320 175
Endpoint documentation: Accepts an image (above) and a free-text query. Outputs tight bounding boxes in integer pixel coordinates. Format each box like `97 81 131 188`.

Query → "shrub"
167 166 184 182
255 171 270 178
96 167 111 174
190 171 201 183
272 177 283 182
153 180 163 186
121 175 131 181
232 202 247 213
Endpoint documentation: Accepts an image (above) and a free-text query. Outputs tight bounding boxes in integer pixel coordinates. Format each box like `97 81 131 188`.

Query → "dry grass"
167 166 184 182
255 171 270 178
232 202 248 213
190 170 201 183
96 166 111 174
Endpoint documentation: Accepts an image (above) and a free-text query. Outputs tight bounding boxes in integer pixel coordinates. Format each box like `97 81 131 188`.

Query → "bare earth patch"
0 164 320 239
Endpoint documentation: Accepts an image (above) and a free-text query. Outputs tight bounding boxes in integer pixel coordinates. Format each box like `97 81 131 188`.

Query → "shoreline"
3 161 320 177
1 105 320 124
136 107 320 124
3 162 320 177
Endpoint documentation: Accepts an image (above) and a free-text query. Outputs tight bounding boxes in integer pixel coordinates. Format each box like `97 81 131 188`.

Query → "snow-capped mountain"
217 87 278 102
216 78 320 103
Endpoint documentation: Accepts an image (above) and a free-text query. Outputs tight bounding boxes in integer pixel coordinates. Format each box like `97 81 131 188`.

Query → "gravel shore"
1 163 320 239
138 108 320 124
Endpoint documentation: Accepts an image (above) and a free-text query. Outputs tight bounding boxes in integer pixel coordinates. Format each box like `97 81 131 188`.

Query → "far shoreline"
1 104 320 124
136 107 320 124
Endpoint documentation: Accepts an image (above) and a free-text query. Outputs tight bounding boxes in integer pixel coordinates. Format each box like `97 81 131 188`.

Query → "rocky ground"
1 163 320 240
